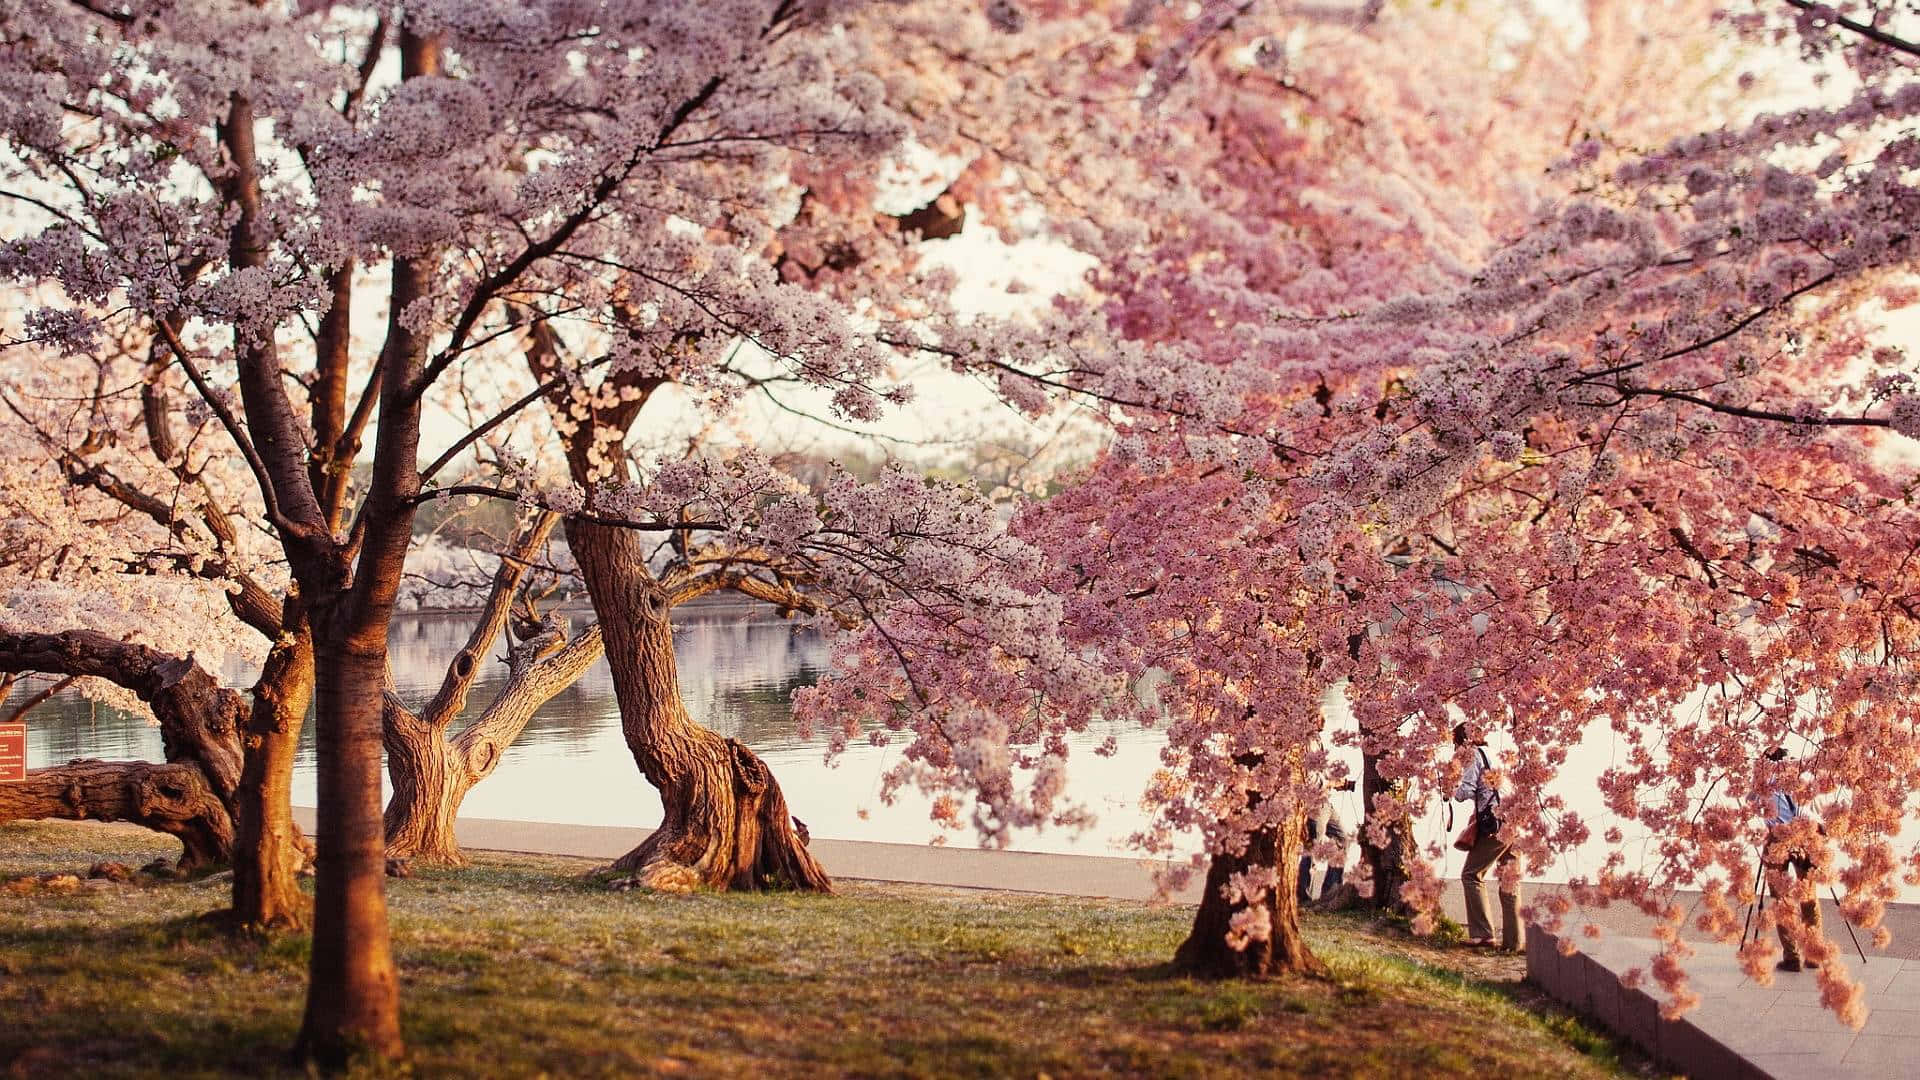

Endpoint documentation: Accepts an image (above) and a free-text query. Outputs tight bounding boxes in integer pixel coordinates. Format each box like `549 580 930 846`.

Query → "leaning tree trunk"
0 759 235 868
1174 814 1328 978
0 630 247 797
229 614 314 930
566 517 829 893
1357 747 1417 915
385 623 604 865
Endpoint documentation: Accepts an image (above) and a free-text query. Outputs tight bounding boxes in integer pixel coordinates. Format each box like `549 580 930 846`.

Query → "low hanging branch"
0 628 251 866
0 759 235 868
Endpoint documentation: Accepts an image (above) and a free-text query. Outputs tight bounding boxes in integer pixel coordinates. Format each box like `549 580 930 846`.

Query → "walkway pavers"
292 809 1206 902
1529 924 1920 1079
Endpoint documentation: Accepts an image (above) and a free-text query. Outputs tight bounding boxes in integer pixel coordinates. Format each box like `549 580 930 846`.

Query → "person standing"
1760 746 1824 973
1297 780 1354 905
1452 723 1519 950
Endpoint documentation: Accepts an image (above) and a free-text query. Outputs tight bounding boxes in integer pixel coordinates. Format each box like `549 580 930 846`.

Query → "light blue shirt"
1765 790 1800 828
1453 747 1497 814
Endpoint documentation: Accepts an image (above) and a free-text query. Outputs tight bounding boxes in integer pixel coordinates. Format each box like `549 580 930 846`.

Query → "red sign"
0 723 24 782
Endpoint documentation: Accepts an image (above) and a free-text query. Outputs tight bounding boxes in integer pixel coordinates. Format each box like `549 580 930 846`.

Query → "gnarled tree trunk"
567 517 829 893
385 623 604 864
0 629 248 795
0 630 249 869
383 700 460 865
0 759 234 868
382 512 602 865
1174 816 1327 978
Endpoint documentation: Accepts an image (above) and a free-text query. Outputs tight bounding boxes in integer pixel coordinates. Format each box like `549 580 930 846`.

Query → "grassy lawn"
1 821 1642 1079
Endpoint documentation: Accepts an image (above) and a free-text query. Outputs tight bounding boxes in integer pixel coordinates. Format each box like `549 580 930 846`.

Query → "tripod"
1739 847 1867 964
1739 852 1765 948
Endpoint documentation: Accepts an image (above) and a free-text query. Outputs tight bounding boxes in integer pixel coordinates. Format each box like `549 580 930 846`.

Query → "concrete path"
293 810 1207 903
1529 924 1920 1079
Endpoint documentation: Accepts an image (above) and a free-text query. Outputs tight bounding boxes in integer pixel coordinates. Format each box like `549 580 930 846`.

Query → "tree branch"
1783 0 1920 59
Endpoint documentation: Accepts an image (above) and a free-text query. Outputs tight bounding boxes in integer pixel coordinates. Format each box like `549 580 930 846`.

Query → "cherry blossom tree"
0 0 1011 1063
0 334 312 920
801 0 1762 978
854 0 1920 1016
0 0 1219 1058
1266 0 1920 1020
0 334 611 881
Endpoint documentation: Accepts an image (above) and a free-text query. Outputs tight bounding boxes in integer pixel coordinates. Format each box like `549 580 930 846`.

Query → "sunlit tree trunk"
383 700 460 864
230 613 314 930
1175 747 1326 978
1174 813 1327 978
0 759 234 866
566 518 830 892
0 630 248 869
384 623 603 865
381 511 597 865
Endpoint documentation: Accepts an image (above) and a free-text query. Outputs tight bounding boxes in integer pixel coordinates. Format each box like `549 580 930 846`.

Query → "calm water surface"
22 605 1917 898
24 603 1171 856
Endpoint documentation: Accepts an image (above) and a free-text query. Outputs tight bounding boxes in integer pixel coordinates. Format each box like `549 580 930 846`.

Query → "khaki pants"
1768 851 1822 968
1462 832 1519 948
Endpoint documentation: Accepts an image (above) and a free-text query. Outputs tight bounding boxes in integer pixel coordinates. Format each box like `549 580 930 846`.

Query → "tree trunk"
0 630 252 871
384 622 604 865
229 616 314 930
382 510 566 866
1174 818 1327 978
296 618 405 1065
0 629 248 799
1358 749 1416 915
382 701 464 865
0 759 234 868
566 518 829 893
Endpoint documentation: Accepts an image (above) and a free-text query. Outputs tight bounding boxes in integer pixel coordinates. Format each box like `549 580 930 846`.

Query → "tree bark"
566 517 830 893
382 699 461 865
0 759 234 868
1357 748 1417 915
384 623 604 864
134 352 312 926
1174 817 1327 978
383 512 573 865
0 629 255 871
229 613 314 930
289 26 442 1060
0 629 248 800
297 615 404 1065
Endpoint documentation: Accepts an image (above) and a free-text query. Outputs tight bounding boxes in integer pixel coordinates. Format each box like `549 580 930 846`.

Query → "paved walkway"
292 810 1206 902
1528 921 1920 1079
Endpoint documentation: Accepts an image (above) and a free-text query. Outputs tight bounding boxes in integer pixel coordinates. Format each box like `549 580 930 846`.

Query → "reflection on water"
28 606 1911 892
380 601 834 754
18 601 1171 856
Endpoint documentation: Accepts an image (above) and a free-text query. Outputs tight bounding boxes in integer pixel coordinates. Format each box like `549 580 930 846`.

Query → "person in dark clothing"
1298 779 1355 905
1759 746 1824 972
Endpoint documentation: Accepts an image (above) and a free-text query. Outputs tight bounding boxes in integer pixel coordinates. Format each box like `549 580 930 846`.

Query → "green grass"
1 821 1644 1078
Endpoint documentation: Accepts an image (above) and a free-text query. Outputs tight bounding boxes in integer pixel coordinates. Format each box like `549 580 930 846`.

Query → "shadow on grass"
0 906 290 954
0 916 307 1079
